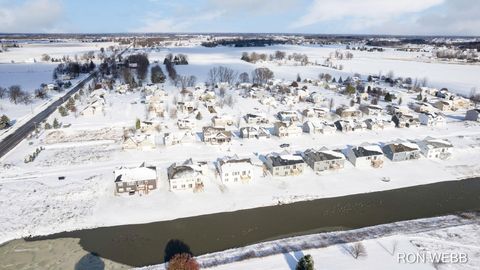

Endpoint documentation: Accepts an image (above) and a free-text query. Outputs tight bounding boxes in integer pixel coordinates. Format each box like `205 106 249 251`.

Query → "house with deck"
419 112 446 127
382 142 421 162
416 137 453 159
465 109 480 122
302 148 345 172
244 113 269 125
273 121 302 137
114 164 157 195
167 160 206 192
345 144 384 168
265 154 306 176
217 156 254 184
202 126 232 144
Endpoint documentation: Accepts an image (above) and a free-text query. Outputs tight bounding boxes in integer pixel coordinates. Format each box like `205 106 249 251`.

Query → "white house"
382 142 421 162
163 131 196 146
419 112 446 127
123 134 156 150
416 137 453 159
177 118 196 129
167 160 206 192
244 113 269 125
360 104 384 116
217 156 254 184
273 121 302 137
345 144 384 168
277 110 299 122
265 154 306 177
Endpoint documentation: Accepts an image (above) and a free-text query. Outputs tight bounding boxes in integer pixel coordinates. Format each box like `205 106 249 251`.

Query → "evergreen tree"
0 114 10 129
346 84 356 95
151 65 166 84
53 118 60 129
44 122 52 129
196 112 202 120
135 118 141 130
296 254 314 270
296 73 301 82
58 106 68 117
384 93 393 102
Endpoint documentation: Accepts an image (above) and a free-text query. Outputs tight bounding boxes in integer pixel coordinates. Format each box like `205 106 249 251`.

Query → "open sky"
0 0 479 35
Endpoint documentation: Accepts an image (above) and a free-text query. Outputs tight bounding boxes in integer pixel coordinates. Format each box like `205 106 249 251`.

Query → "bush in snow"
167 253 199 270
58 106 68 117
296 254 314 270
0 114 10 129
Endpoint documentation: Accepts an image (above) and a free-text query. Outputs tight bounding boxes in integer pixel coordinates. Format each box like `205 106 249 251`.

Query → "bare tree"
329 98 334 111
208 66 238 85
251 67 274 85
0 87 6 99
348 242 367 259
238 72 250 83
8 85 25 104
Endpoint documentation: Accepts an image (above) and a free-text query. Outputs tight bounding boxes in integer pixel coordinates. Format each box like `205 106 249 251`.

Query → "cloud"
0 0 64 33
131 10 224 33
292 0 444 29
207 0 297 15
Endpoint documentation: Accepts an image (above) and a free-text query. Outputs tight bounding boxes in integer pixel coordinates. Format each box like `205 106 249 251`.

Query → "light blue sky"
0 0 479 35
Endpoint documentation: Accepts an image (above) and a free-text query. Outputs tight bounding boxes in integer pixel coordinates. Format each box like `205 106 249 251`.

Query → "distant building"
273 121 302 137
202 126 232 144
419 112 446 127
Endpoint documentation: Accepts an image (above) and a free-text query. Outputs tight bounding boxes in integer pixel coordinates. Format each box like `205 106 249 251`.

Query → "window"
173 185 177 189
189 184 193 188
181 184 185 188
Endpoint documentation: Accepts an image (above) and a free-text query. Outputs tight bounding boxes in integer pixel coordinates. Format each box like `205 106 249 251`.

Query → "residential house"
265 154 305 176
176 101 196 114
434 100 454 112
217 156 254 184
465 109 480 122
334 119 360 132
302 148 345 172
335 106 362 119
419 112 446 127
212 115 234 128
244 113 269 125
382 142 421 162
303 120 336 134
167 160 205 192
163 131 196 146
122 134 156 150
114 164 157 195
81 99 105 117
277 110 299 122
392 113 421 128
417 137 453 159
360 104 384 117
202 126 232 144
273 121 302 137
345 144 384 168
177 118 196 129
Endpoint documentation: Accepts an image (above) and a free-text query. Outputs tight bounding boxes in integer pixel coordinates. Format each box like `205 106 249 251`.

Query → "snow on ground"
0 41 117 64
1 43 480 246
144 44 480 96
140 213 480 270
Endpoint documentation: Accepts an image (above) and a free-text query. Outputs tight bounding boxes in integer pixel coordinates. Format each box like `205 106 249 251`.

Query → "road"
0 72 97 158
0 46 130 159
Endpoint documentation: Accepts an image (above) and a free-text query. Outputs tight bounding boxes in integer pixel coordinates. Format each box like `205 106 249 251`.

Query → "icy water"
1 177 479 269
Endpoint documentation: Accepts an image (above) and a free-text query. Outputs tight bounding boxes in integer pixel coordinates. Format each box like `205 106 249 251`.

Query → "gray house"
465 109 480 122
265 154 305 176
114 164 157 195
302 148 345 171
382 142 421 162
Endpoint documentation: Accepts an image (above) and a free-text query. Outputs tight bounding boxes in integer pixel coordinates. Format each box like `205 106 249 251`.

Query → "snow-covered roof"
114 166 156 183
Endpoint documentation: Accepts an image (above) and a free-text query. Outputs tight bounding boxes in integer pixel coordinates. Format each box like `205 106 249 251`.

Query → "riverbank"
141 212 480 270
0 177 479 269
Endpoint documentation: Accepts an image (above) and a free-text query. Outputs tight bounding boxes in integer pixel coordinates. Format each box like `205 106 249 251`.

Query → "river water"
0 178 479 269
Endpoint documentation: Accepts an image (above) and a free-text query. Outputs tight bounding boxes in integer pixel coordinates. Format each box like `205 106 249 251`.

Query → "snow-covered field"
144 45 480 96
1 43 480 251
